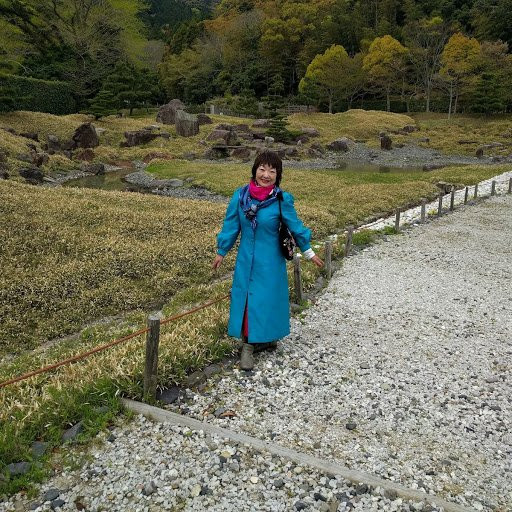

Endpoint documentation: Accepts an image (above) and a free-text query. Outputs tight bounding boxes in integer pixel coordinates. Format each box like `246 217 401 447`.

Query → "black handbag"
278 192 296 260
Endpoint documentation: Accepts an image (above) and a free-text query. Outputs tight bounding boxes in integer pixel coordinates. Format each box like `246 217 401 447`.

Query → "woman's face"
255 163 277 187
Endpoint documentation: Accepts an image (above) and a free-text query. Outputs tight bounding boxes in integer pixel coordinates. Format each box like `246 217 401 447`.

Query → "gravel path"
168 193 511 511
2 189 510 512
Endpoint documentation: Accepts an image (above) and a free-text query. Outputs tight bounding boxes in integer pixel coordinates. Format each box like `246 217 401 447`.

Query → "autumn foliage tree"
440 32 481 117
363 35 408 111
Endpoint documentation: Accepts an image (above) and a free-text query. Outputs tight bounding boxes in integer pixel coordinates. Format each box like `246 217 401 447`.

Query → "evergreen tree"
0 74 16 113
471 72 505 113
88 88 119 119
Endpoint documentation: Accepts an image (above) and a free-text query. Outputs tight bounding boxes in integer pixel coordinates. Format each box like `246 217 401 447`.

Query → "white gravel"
168 192 512 511
2 179 511 512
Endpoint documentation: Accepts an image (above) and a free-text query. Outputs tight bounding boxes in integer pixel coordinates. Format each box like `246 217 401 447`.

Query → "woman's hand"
310 255 324 268
212 254 224 270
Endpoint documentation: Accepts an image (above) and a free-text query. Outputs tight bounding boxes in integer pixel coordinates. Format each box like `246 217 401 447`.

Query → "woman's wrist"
303 248 315 260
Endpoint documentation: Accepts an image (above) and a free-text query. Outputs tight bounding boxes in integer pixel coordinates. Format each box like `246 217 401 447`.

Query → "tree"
440 32 480 117
404 17 453 112
471 72 505 113
300 45 362 113
87 88 118 119
0 74 16 112
363 35 408 111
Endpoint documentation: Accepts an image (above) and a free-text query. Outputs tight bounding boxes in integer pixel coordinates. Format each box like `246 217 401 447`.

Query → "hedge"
0 75 76 114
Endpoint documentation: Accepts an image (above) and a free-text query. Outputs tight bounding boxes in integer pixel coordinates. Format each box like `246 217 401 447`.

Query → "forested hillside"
1 0 512 114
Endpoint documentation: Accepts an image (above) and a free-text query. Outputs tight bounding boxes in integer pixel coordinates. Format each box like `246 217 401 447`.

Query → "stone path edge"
121 398 475 512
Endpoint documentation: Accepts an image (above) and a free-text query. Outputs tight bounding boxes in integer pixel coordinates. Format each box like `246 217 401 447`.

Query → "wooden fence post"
450 186 455 211
491 180 496 196
420 199 426 223
437 193 443 217
394 208 401 232
344 225 354 257
293 255 303 303
464 187 469 204
324 240 332 280
474 183 478 199
144 314 161 400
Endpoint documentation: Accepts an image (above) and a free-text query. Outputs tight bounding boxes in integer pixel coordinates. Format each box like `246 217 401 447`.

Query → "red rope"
0 293 230 389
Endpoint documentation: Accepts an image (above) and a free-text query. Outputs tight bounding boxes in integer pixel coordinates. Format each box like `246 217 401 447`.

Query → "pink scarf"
249 180 274 201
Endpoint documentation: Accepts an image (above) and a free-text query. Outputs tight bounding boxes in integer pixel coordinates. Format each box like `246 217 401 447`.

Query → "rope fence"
2 174 510 396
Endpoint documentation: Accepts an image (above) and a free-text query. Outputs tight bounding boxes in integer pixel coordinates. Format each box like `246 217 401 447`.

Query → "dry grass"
288 109 416 142
406 113 512 156
0 180 234 356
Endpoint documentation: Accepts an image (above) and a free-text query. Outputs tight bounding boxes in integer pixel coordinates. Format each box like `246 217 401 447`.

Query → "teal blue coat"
217 187 312 343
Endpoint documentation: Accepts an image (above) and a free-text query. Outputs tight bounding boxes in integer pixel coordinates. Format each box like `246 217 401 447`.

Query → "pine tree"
88 88 118 119
471 72 505 114
0 74 16 113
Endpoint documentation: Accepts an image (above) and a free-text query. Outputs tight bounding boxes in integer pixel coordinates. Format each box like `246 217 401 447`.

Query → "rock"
168 179 184 187
355 483 369 494
6 462 31 476
327 138 351 152
252 119 270 128
346 422 357 430
20 132 39 141
142 152 173 163
31 441 49 459
216 123 235 131
50 499 65 510
422 163 445 171
458 139 478 144
62 421 83 442
42 489 60 502
157 99 186 124
19 166 44 184
190 483 201 497
142 482 156 496
186 371 207 388
159 131 171 139
485 376 500 383
308 148 323 158
197 113 213 125
0 163 9 179
251 131 266 140
402 125 418 133
418 137 430 143
476 147 484 158
204 364 222 378
380 134 392 150
274 478 285 489
204 148 227 159
206 129 238 146
314 492 327 501
231 147 251 159
294 501 307 510
250 476 259 484
285 147 299 157
234 124 251 133
301 127 320 137
311 142 325 154
436 181 453 193
122 130 159 147
74 148 95 162
72 123 99 149
295 134 310 144
80 163 105 175
175 110 199 137
360 362 370 369
264 136 274 146
28 502 42 510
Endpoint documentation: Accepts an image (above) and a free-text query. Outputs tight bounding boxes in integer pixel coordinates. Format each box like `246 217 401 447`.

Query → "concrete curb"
122 398 475 512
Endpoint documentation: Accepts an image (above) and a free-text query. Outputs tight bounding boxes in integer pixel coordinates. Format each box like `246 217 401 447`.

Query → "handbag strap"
278 191 283 222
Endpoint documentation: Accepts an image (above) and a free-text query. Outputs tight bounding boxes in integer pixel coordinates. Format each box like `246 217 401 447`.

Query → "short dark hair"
251 151 283 186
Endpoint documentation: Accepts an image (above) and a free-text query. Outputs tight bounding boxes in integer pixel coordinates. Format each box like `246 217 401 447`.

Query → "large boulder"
72 123 99 149
19 166 44 184
301 127 320 137
252 119 270 128
327 138 352 152
230 147 251 159
197 113 213 125
380 134 392 150
20 132 39 141
206 129 238 146
175 110 199 137
0 162 9 179
122 130 159 147
46 135 61 153
157 99 186 124
80 163 105 175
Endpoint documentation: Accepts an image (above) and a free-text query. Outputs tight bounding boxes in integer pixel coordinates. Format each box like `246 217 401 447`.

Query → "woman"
212 151 323 370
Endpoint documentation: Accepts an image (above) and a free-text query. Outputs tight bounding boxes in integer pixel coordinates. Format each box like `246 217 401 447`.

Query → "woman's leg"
240 300 254 370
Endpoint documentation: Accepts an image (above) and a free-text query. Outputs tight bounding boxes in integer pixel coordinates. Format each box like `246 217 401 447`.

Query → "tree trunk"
448 81 453 119
386 85 390 112
328 91 333 114
454 90 459 115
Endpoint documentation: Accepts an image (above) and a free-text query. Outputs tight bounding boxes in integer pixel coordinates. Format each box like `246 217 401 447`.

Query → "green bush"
0 75 76 114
